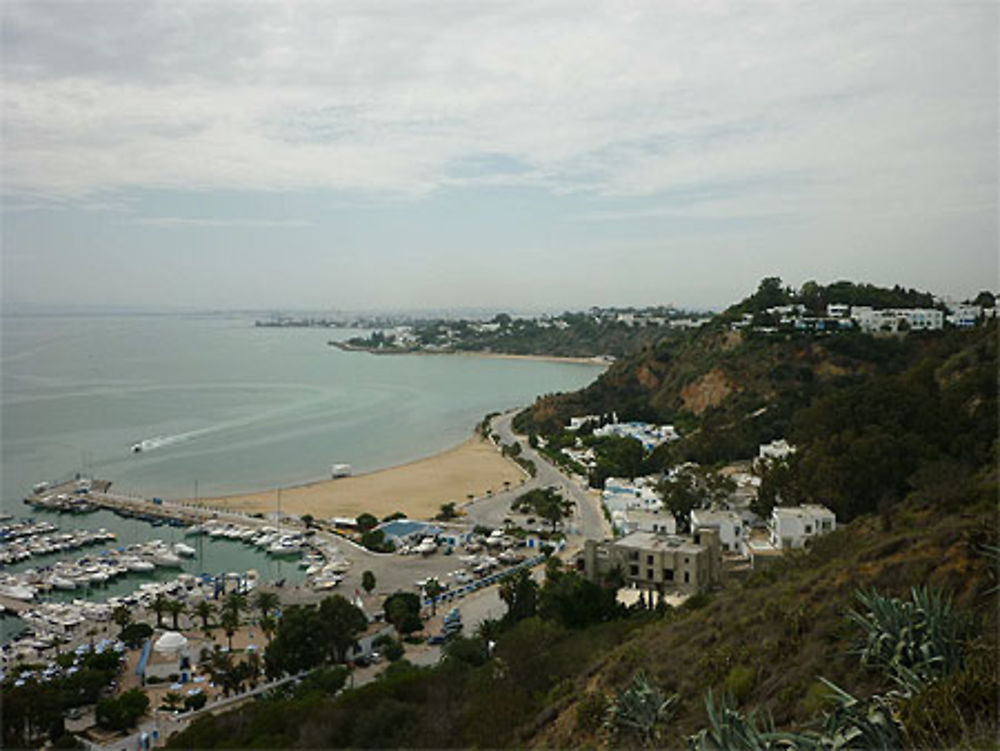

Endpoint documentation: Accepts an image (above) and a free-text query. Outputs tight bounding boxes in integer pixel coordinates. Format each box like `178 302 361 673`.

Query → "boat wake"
129 432 198 454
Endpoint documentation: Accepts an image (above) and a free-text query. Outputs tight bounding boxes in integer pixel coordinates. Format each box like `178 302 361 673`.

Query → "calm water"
0 506 308 643
1 314 602 509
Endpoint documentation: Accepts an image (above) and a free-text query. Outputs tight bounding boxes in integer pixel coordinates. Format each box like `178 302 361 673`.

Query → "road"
464 411 611 548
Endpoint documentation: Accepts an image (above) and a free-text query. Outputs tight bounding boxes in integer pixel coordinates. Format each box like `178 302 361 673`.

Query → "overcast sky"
2 1 996 312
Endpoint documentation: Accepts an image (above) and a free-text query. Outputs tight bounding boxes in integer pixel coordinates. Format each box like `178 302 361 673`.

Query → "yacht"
173 542 197 557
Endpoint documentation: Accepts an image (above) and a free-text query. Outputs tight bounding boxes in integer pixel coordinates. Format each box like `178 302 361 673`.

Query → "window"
646 569 654 580
684 571 690 584
630 565 639 577
805 524 812 534
647 554 654 565
663 568 674 581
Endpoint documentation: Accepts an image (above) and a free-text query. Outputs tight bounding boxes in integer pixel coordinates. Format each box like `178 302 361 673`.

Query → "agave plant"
604 671 678 747
687 690 798 751
801 678 903 751
848 587 966 691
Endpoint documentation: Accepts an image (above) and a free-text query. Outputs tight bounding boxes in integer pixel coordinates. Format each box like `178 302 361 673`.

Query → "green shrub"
723 666 756 705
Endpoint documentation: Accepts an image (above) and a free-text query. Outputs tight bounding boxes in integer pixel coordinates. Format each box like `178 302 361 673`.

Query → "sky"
2 1 997 313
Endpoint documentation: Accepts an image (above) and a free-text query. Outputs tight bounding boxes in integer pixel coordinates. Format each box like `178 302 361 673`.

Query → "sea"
0 313 602 643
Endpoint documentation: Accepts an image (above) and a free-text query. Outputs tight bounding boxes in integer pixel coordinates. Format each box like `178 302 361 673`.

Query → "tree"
499 568 538 624
152 594 168 629
383 592 423 634
193 601 215 632
423 578 443 616
657 466 734 533
361 570 376 596
356 512 379 532
318 595 368 663
435 502 457 521
166 599 185 631
162 692 184 712
96 689 149 732
112 605 132 636
222 591 248 622
301 513 315 528
120 622 153 649
254 591 280 621
220 609 239 652
259 614 276 646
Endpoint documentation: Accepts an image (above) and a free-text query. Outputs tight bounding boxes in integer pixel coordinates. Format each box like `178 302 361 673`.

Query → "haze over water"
1 314 602 510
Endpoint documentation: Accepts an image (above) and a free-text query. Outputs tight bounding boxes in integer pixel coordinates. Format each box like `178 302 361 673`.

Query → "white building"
758 439 795 462
602 476 663 514
593 421 680 450
567 415 601 431
947 305 980 328
141 631 198 682
690 509 750 553
851 306 944 333
827 303 850 318
770 504 836 549
613 508 677 536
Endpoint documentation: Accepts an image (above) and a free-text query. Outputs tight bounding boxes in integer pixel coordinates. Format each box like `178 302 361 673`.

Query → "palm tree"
220 608 240 651
222 591 248 623
259 614 276 646
254 591 279 621
112 605 133 636
152 593 168 628
424 578 444 616
166 599 185 631
162 692 184 712
193 600 215 632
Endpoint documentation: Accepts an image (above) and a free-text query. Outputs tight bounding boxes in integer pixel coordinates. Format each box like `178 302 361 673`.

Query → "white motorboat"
173 542 197 557
126 557 155 573
0 583 36 601
416 537 438 555
49 575 77 590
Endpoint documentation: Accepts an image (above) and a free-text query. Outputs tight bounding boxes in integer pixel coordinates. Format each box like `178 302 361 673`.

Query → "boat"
125 557 155 573
0 583 36 601
267 539 302 557
331 463 352 478
416 537 438 555
49 575 77 590
150 550 183 567
173 542 197 557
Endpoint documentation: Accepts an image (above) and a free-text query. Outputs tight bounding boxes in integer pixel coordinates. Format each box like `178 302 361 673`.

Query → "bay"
1 313 601 509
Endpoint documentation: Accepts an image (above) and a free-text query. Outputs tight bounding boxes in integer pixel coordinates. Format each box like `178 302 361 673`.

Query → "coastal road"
464 411 610 548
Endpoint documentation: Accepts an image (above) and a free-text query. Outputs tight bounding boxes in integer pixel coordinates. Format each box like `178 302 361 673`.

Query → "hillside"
166 280 997 750
167 494 997 750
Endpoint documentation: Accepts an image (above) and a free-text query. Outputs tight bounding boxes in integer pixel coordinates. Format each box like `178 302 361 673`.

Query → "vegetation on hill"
167 279 997 750
167 492 997 749
342 310 707 359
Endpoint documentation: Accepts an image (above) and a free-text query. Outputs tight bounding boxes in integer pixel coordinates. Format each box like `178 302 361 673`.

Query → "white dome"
153 631 188 653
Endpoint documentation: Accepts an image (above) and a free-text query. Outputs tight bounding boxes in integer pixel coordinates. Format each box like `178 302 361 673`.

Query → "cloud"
1 0 994 223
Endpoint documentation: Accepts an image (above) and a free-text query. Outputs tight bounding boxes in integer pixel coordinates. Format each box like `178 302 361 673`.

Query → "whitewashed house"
769 505 836 549
614 508 677 536
690 509 749 553
758 439 795 462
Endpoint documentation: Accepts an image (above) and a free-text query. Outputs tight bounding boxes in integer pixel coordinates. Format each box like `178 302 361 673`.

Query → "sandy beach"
191 436 527 521
334 343 611 367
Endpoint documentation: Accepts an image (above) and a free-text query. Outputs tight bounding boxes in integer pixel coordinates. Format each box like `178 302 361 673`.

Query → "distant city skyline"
2 2 996 312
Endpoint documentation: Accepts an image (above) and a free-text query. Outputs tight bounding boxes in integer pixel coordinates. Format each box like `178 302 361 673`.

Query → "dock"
0 595 32 614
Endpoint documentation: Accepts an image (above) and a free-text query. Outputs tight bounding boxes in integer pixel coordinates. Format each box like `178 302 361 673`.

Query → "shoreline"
331 342 611 367
187 434 527 522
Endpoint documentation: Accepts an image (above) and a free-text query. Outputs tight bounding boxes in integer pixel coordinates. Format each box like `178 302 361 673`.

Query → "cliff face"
518 323 885 440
